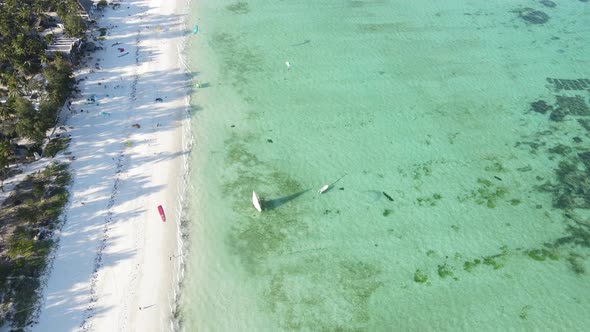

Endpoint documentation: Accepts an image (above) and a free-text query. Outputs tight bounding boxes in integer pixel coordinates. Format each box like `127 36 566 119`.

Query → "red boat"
157 205 166 222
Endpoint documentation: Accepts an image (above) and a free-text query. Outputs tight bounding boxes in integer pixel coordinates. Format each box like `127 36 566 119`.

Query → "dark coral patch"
531 100 552 114
517 8 550 24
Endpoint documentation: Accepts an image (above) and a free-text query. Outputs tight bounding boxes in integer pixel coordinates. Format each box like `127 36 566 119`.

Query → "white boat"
252 191 262 212
318 174 347 195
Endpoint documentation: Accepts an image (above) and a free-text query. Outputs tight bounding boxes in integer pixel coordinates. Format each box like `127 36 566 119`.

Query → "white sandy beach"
31 0 189 331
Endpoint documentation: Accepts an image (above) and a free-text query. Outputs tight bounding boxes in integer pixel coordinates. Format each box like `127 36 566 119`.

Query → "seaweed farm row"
547 78 590 92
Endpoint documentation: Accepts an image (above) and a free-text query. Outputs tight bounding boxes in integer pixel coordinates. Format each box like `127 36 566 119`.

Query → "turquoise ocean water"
179 0 590 330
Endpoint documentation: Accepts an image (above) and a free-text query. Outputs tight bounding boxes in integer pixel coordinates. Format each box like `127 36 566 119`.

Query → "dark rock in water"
540 0 557 8
573 137 583 143
518 8 550 24
531 100 552 114
549 108 567 121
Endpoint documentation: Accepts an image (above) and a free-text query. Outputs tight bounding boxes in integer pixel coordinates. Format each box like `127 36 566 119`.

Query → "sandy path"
32 0 188 331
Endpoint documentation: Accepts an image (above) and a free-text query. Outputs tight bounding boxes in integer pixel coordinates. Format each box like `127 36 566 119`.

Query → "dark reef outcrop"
517 8 550 24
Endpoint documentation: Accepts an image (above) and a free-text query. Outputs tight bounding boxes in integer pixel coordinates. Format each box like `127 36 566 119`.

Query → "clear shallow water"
180 0 590 330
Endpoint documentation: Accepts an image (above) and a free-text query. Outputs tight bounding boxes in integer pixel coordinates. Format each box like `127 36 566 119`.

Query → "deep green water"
180 0 590 330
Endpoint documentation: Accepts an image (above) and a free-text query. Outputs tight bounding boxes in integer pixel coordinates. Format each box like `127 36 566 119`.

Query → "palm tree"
0 139 13 191
0 104 11 144
0 103 13 121
7 75 23 98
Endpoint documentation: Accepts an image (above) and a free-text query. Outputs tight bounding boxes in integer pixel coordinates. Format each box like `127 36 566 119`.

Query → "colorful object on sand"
193 25 198 34
158 205 166 222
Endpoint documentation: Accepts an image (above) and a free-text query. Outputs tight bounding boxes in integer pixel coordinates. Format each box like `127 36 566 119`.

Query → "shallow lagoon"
180 1 590 330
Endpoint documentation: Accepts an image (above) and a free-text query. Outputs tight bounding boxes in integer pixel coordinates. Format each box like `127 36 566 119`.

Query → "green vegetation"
536 160 590 211
44 137 70 157
566 253 585 275
0 0 80 205
0 140 12 181
458 178 508 208
97 0 109 10
482 255 503 269
463 259 482 272
411 161 432 181
5 55 75 143
0 1 80 145
413 269 428 283
13 97 47 141
416 193 443 206
226 2 250 14
484 158 506 172
437 263 453 278
0 162 71 328
519 305 532 320
63 13 86 37
526 248 559 261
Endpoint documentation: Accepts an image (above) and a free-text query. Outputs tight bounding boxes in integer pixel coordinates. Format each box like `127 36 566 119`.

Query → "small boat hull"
252 191 262 212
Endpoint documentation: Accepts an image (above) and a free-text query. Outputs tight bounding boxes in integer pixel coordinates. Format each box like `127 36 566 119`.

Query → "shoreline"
32 0 190 331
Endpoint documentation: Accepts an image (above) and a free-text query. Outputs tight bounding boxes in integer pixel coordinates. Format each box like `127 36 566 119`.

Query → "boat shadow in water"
263 189 310 211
